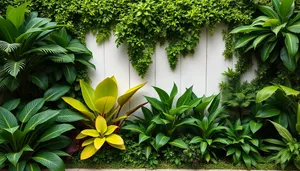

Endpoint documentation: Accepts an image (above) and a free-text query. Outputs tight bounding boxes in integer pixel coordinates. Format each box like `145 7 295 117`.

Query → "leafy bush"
62 77 146 160
0 85 77 171
231 0 300 72
0 3 94 98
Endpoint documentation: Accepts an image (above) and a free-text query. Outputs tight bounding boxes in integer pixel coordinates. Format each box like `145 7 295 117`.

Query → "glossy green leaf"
256 86 279 103
261 41 277 62
44 85 70 101
145 96 165 111
249 120 263 134
169 139 188 149
258 5 279 19
256 105 281 118
94 77 118 100
2 98 20 111
270 121 294 142
39 124 74 142
122 124 144 134
6 151 23 166
25 162 40 171
0 107 18 129
253 34 271 49
155 133 170 149
139 133 150 144
285 33 299 58
24 110 60 132
280 47 297 72
235 35 257 49
80 80 96 111
63 64 77 84
30 73 49 90
287 21 300 33
56 109 86 122
32 152 64 171
230 26 268 34
280 85 300 96
6 3 28 29
17 98 45 123
144 146 152 160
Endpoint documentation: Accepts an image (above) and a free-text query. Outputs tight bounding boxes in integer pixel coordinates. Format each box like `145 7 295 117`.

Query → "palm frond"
23 44 67 55
4 59 26 77
47 54 75 63
0 41 20 53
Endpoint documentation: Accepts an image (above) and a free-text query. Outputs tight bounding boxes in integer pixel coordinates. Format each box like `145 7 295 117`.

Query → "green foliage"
224 119 264 169
0 0 256 78
0 85 81 170
0 4 94 99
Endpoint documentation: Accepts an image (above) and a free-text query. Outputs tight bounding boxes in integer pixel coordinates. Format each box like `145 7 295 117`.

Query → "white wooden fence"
86 24 257 112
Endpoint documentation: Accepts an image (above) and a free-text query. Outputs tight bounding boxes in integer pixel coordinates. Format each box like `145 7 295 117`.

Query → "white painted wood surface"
86 24 256 110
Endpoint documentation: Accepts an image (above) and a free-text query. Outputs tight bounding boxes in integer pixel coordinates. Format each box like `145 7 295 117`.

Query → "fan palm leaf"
4 59 26 77
23 44 67 55
0 41 20 53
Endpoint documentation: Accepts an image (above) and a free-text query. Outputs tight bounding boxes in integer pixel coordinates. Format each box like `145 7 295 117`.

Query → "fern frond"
4 59 26 77
0 41 21 53
47 54 75 63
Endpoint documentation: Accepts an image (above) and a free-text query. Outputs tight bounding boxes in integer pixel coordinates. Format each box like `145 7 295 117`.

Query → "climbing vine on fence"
1 0 256 78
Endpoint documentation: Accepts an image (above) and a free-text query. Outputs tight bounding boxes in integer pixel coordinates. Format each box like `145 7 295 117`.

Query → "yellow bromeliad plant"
62 76 146 160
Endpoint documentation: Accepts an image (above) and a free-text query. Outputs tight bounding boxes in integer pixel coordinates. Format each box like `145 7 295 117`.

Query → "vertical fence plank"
104 35 130 113
85 33 105 88
206 24 233 95
155 44 181 94
180 30 207 97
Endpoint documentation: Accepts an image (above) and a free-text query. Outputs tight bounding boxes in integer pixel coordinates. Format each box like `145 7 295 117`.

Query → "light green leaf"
144 146 152 160
260 41 277 62
258 5 279 19
270 121 294 142
25 162 40 171
250 120 263 134
256 85 279 103
6 3 28 29
169 139 188 149
80 80 96 111
155 133 170 149
139 133 150 144
253 34 271 49
285 33 299 57
287 21 300 33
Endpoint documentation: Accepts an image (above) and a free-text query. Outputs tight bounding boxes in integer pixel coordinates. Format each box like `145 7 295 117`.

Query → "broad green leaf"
24 110 60 132
0 107 18 129
241 143 251 154
261 41 277 61
264 138 285 146
95 96 116 114
272 0 280 13
280 47 297 72
66 39 92 55
0 18 18 43
169 105 190 115
9 160 26 171
270 121 294 142
6 151 23 166
94 77 118 100
175 118 196 127
190 136 202 144
200 141 207 155
4 126 19 134
25 163 40 171
63 64 77 84
48 54 75 63
208 94 220 114
279 0 294 21
249 120 263 134
139 133 150 144
155 133 170 149
253 34 271 49
2 98 20 111
0 153 6 167
118 82 146 106
144 146 152 160
24 44 67 55
196 95 216 113
256 86 279 102
272 23 287 35
230 26 268 34
39 124 74 142
6 3 28 29
242 153 252 169
52 150 70 157
145 96 165 111
279 85 300 96
235 35 257 49
56 109 86 122
61 97 95 120
80 80 96 111
106 134 124 145
44 85 70 101
122 124 145 134
262 19 280 27
32 152 64 171
169 139 188 149
17 98 45 123
30 73 49 90
256 105 281 118
288 21 300 33
176 87 193 107
153 86 169 102
258 5 279 19
285 33 299 57
44 135 71 150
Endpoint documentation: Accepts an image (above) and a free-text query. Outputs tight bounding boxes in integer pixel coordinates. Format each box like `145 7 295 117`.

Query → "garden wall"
87 24 257 110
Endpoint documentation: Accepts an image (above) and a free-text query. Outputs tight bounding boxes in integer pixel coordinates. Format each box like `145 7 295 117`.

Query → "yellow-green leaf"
118 82 146 106
95 96 116 114
111 116 127 124
95 116 107 135
108 143 126 150
76 133 87 139
81 129 99 137
110 76 117 84
94 77 118 100
104 125 118 136
82 138 95 147
94 137 105 150
62 97 95 120
106 134 124 145
80 144 98 160
80 80 96 111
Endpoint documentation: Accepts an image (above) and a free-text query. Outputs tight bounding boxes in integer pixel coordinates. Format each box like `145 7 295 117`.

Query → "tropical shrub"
0 3 94 97
224 119 264 168
231 0 300 72
265 121 300 169
0 85 77 171
188 94 229 163
256 85 300 135
123 84 202 159
62 77 146 160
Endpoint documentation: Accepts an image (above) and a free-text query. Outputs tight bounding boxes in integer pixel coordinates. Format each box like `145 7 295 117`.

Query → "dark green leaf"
44 85 70 101
0 107 18 129
17 98 45 123
2 99 20 111
280 47 297 72
32 152 64 171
